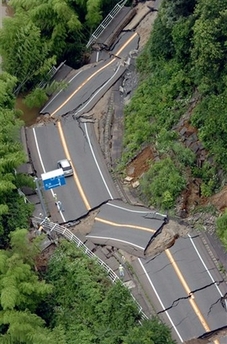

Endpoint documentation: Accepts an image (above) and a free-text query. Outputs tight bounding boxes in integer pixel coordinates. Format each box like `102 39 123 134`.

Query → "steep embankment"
118 0 227 249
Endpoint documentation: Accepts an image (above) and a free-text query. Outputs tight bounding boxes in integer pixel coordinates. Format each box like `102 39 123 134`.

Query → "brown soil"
35 244 56 272
71 209 99 236
184 327 227 343
32 2 227 266
135 4 158 49
209 186 227 212
145 219 189 257
126 146 155 181
123 137 227 215
122 89 227 214
92 88 112 139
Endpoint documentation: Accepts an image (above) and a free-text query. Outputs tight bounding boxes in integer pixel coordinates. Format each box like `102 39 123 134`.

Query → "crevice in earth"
76 113 95 143
146 259 183 274
157 280 225 315
175 314 191 328
67 72 124 120
144 252 162 263
184 326 227 343
38 72 122 122
208 292 227 316
59 197 122 227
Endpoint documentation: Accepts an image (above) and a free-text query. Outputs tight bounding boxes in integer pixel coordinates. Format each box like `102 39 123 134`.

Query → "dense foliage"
0 73 34 247
216 212 227 250
140 158 186 209
45 240 176 344
121 0 227 212
0 230 59 343
0 0 126 95
0 235 176 343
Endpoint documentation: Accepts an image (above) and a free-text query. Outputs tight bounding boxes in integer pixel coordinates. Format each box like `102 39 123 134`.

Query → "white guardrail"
33 216 148 320
86 0 127 48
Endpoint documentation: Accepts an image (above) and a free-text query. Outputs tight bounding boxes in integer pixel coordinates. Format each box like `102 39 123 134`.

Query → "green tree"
0 13 56 93
171 16 194 65
9 0 105 68
123 318 176 344
165 0 196 19
0 104 34 247
46 241 175 343
0 230 52 312
191 0 227 92
24 80 67 109
85 0 102 29
0 229 60 343
191 91 227 170
0 72 17 109
216 211 227 250
140 158 186 209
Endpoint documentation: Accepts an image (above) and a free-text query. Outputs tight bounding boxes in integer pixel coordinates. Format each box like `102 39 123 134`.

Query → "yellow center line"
57 121 91 210
51 32 138 209
97 218 218 342
51 31 218 341
96 216 155 232
166 249 219 344
51 32 138 117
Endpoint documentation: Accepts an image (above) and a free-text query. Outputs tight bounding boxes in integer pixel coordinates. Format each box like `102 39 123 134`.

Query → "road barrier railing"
86 0 127 48
38 60 66 89
33 216 148 320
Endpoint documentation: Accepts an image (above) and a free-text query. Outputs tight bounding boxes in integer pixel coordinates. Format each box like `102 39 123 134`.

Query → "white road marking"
107 202 166 215
138 258 184 343
108 203 150 213
188 234 224 297
86 235 144 251
68 70 83 83
75 63 121 116
32 128 66 222
96 51 100 62
84 123 113 199
41 70 83 112
33 128 46 173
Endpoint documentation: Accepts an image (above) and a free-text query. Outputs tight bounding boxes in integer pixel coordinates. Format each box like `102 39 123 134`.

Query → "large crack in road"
157 280 225 315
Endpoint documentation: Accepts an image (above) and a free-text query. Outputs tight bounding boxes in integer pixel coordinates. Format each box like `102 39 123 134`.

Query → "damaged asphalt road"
40 31 139 119
138 232 227 342
26 28 227 343
157 280 225 315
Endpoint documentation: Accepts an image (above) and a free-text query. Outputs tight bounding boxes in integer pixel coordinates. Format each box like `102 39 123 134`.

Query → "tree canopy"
121 0 227 212
45 240 176 344
0 234 176 343
0 73 34 247
0 0 122 93
0 229 58 344
0 13 55 94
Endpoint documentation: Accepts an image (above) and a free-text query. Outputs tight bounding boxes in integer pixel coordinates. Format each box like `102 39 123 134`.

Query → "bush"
216 212 227 250
140 157 186 209
45 241 176 343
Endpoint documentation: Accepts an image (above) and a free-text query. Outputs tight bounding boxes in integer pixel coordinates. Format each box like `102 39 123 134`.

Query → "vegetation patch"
44 240 176 344
0 233 177 343
120 0 227 215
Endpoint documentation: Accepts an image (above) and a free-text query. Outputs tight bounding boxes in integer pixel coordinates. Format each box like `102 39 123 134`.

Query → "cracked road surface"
26 25 227 344
27 120 118 220
87 200 167 257
40 31 138 118
138 234 227 342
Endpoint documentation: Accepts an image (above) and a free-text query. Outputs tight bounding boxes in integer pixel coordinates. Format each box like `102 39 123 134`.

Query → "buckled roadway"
26 27 227 344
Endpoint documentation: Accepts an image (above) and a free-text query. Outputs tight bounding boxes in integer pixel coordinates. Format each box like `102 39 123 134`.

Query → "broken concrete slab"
84 240 96 252
106 256 120 271
95 247 109 261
